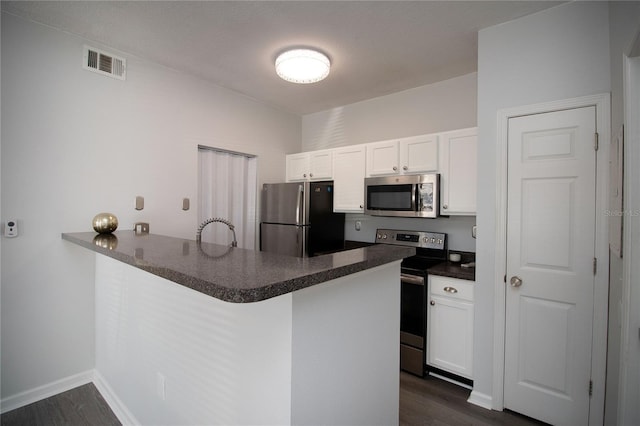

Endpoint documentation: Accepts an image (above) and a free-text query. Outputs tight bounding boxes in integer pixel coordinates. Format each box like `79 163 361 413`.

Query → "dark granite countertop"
427 261 476 281
62 231 414 303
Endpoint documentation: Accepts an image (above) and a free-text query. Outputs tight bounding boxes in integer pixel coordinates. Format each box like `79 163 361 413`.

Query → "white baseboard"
0 370 94 414
92 370 139 426
467 390 493 410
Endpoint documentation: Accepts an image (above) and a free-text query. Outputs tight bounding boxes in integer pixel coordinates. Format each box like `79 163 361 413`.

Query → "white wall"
476 0 610 406
291 262 401 426
0 12 300 400
302 73 478 252
302 73 477 151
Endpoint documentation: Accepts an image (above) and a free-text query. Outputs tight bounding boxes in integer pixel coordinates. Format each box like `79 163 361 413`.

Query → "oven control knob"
431 237 436 243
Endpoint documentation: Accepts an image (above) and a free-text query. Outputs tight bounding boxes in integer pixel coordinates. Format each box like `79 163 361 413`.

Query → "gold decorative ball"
92 212 118 234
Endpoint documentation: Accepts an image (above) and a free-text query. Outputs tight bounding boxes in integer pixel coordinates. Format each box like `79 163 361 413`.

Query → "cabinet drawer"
429 276 474 302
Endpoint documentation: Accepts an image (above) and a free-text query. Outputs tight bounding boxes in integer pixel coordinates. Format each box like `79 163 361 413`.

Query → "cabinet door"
309 150 333 180
439 128 477 215
427 294 474 379
366 140 399 176
333 145 366 212
399 134 438 173
286 153 310 182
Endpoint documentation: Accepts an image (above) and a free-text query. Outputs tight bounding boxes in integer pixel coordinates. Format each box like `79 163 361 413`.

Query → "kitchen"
1 2 639 426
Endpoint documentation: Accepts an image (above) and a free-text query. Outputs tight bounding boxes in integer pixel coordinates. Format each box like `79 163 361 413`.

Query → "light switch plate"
4 219 18 237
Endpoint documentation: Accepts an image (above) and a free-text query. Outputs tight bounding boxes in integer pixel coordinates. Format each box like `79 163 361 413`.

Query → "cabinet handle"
303 173 307 178
443 286 458 294
403 166 408 171
392 166 398 171
309 173 313 178
430 300 435 306
359 205 363 209
443 204 448 210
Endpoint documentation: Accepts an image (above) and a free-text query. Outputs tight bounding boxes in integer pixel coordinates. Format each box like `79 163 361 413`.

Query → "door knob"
510 276 523 287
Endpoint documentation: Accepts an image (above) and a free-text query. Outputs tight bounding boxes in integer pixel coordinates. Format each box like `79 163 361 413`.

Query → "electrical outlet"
4 220 18 238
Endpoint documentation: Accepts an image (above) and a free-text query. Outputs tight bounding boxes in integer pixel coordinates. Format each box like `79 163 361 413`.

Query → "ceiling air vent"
83 45 126 80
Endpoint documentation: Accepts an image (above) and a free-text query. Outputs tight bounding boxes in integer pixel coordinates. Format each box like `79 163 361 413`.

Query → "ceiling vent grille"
83 45 126 80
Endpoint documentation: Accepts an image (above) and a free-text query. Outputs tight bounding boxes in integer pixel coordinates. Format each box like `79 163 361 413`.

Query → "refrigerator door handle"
295 184 303 225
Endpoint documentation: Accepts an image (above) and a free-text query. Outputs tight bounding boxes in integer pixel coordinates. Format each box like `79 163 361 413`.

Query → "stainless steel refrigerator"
260 181 345 257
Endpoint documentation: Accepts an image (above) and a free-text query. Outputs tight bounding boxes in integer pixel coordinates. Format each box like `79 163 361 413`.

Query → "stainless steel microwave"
364 174 440 218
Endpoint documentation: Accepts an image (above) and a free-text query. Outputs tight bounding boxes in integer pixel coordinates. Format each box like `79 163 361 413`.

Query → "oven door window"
367 184 414 211
401 275 425 338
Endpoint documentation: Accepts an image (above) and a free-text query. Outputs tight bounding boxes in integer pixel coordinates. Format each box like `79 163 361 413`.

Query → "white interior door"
504 106 597 425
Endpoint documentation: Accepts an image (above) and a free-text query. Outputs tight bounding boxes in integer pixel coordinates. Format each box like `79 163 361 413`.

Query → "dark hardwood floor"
400 372 546 426
2 373 545 425
1 383 120 426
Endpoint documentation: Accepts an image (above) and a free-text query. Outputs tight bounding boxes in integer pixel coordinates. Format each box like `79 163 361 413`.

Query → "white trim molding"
0 370 94 414
92 370 140 426
491 93 611 426
467 390 493 410
0 370 138 426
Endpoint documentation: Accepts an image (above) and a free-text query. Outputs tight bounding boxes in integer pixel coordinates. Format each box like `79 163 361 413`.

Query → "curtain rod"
198 145 257 158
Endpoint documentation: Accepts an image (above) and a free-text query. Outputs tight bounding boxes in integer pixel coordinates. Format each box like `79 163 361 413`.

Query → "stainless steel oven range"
375 228 447 376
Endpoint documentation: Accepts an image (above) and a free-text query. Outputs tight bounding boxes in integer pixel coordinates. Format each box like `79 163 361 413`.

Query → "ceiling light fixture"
275 49 330 84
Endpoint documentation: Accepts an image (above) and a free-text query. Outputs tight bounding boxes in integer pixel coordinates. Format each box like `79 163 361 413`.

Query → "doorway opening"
490 94 610 425
198 146 257 249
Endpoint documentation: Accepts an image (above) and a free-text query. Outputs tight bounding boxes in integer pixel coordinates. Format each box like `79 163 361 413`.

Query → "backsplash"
344 214 476 252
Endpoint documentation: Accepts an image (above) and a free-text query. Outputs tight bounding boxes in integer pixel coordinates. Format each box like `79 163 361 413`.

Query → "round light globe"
275 49 330 84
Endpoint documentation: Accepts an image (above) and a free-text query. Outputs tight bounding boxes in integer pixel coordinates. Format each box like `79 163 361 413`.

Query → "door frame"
619 52 640 425
491 94 610 425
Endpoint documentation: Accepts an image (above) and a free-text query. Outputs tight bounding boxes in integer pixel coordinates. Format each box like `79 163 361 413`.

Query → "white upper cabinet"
399 134 439 174
332 145 366 213
439 128 477 215
286 150 333 182
286 127 477 214
366 134 438 177
366 140 400 177
286 153 309 182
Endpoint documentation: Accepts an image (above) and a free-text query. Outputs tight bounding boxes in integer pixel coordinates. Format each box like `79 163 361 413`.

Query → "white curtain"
198 147 257 249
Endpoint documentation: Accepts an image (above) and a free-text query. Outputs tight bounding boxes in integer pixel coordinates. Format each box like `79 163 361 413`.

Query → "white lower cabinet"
427 275 474 379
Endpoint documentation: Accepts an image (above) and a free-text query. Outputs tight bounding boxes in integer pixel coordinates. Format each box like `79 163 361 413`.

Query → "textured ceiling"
2 1 563 115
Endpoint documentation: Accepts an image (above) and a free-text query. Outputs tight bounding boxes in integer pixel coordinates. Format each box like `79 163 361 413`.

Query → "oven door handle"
401 273 425 286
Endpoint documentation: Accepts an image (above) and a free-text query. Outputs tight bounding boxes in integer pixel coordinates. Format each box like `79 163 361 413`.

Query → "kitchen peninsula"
62 231 413 426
